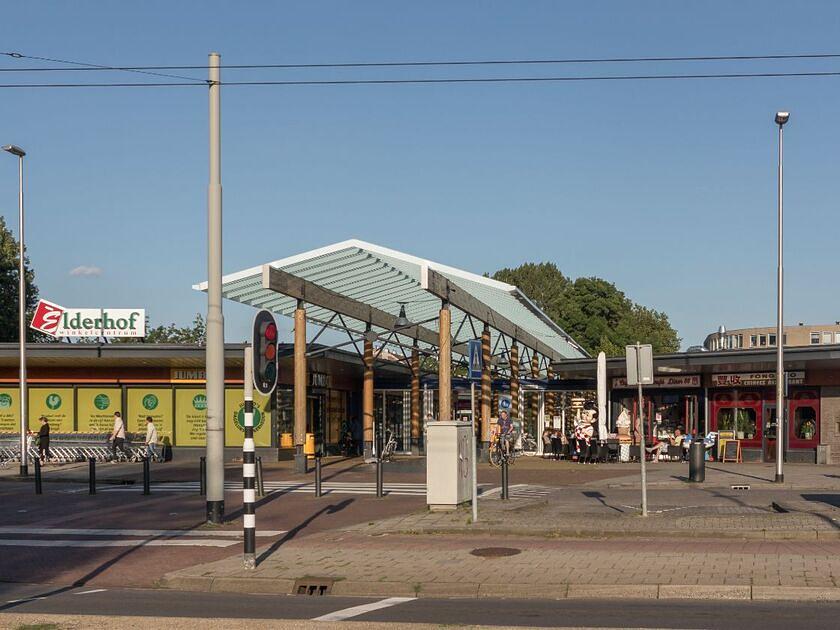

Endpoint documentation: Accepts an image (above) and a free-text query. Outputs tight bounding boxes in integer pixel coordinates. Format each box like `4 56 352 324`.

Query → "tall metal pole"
775 114 787 483
2 145 27 476
637 343 648 517
17 153 26 477
205 52 225 523
471 380 478 523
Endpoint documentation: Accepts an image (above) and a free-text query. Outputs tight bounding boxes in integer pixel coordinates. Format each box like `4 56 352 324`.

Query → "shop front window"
794 406 817 440
716 407 757 440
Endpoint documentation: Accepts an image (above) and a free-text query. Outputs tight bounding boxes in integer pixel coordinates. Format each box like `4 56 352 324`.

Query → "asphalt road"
1 583 838 628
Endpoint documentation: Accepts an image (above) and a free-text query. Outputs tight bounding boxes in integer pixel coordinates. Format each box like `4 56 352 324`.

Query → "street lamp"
774 112 789 483
2 144 28 477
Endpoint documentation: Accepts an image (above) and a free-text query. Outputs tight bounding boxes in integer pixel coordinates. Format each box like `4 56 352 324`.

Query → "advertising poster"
175 388 206 446
77 388 122 434
127 388 173 446
0 388 19 434
224 388 272 447
28 388 75 433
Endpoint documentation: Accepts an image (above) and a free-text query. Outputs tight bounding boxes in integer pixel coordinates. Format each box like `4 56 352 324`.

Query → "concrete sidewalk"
162 482 840 601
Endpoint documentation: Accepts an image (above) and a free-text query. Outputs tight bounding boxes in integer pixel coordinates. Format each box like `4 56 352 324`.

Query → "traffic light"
252 309 278 396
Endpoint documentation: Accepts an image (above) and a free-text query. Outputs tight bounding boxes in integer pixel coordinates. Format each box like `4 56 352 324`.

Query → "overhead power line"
3 51 840 72
2 70 840 89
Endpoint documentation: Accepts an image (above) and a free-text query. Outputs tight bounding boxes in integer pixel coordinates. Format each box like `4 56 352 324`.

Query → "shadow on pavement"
256 499 353 566
705 465 773 483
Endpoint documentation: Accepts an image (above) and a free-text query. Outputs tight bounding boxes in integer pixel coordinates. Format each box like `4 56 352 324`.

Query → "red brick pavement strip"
160 530 840 600
0 481 424 588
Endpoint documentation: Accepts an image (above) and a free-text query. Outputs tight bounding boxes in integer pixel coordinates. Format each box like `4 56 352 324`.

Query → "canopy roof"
194 239 586 367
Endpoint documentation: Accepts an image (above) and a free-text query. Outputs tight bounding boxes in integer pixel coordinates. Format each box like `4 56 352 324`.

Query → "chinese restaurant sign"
612 375 700 389
711 371 805 387
30 299 145 338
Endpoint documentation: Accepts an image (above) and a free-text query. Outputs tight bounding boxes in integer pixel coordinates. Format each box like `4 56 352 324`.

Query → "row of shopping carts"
0 433 147 465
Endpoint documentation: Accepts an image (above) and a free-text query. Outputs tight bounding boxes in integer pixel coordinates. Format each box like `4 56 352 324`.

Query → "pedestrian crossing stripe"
98 480 428 496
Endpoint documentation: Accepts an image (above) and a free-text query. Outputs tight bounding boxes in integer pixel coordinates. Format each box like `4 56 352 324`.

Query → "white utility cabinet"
425 420 472 510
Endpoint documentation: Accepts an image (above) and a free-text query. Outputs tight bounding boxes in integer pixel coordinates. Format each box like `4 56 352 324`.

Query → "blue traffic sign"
468 339 482 380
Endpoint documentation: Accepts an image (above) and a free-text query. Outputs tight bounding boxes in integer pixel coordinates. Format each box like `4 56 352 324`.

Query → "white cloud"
69 265 103 277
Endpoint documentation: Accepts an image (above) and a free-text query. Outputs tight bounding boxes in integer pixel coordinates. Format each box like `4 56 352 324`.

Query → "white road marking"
0 538 237 548
75 589 107 595
0 527 286 538
98 480 428 496
312 596 415 622
6 597 46 604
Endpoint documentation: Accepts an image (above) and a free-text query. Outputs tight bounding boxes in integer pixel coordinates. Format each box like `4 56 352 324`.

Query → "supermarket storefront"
0 342 410 456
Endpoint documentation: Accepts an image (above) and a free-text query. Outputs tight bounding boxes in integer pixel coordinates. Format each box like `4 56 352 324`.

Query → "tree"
113 313 206 345
491 263 680 356
0 215 42 342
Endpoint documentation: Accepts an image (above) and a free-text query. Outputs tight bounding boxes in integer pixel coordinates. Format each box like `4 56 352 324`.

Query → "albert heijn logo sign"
31 299 146 339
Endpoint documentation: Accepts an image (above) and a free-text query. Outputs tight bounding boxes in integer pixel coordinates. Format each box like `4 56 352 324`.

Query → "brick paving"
162 483 840 599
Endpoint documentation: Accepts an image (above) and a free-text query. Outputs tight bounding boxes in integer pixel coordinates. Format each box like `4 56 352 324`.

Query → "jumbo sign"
30 299 145 338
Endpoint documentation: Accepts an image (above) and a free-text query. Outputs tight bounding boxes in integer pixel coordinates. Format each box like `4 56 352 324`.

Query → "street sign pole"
637 344 648 517
626 342 653 518
468 339 481 523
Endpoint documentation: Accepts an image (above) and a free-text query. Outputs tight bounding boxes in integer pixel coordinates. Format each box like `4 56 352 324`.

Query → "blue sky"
1 1 839 348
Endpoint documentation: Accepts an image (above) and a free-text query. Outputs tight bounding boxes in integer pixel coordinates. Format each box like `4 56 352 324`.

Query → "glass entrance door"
762 402 777 463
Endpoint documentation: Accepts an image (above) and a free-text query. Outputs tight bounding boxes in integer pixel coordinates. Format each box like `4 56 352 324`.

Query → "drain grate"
730 484 751 491
470 547 522 558
293 578 334 596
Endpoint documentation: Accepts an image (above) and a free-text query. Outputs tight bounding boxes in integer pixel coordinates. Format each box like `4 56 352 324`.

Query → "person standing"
144 416 159 461
37 416 51 463
110 411 126 461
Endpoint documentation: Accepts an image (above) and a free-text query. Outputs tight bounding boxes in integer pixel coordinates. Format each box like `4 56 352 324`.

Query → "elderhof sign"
711 371 805 387
30 299 145 338
611 374 700 389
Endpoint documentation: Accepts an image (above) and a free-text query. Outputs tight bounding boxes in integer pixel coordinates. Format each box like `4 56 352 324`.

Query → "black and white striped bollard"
243 347 257 569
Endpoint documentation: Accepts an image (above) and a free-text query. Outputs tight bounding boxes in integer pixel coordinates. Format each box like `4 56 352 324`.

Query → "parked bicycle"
379 430 398 462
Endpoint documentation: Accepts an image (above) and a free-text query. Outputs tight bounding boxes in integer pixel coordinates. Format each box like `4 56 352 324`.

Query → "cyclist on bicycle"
498 410 514 458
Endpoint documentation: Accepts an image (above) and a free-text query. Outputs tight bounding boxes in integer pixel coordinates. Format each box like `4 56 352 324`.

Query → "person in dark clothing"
37 416 50 463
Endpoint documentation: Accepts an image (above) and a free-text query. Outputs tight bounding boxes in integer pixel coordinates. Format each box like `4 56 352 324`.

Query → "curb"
373 525 840 541
159 576 840 601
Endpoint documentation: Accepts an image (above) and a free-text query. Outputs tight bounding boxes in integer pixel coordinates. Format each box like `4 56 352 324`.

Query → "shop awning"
194 239 586 369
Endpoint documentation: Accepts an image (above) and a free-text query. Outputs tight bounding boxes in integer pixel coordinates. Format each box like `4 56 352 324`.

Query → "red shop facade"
709 371 820 463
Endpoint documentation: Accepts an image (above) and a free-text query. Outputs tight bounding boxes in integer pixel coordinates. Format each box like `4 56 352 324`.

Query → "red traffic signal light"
252 310 279 396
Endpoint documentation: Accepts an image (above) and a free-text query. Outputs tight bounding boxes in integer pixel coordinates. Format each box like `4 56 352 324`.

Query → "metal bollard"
88 457 96 495
689 442 705 483
199 456 206 496
256 456 265 497
314 453 322 498
501 458 509 500
34 458 42 495
376 458 384 498
143 457 151 495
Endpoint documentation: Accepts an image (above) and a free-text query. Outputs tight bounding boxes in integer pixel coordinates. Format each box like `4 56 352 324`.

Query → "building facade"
704 323 840 351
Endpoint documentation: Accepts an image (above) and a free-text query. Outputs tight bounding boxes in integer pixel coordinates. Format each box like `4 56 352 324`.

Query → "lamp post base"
774 473 784 484
19 463 28 477
206 500 224 524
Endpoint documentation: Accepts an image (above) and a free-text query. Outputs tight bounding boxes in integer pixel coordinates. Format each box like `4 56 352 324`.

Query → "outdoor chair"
628 445 641 461
598 443 609 462
667 445 683 462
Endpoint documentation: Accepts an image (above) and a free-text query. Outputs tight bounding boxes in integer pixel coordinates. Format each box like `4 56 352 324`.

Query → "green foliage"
0 215 42 342
491 262 680 356
113 313 206 345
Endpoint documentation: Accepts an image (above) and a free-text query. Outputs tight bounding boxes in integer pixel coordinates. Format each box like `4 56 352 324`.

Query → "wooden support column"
546 365 556 425
510 343 520 418
410 343 421 454
480 324 492 450
293 300 307 473
438 301 452 421
363 329 374 461
530 353 540 423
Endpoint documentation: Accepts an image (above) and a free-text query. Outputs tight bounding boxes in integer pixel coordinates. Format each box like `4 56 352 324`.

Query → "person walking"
144 416 159 461
541 425 553 459
37 416 51 463
110 411 126 461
